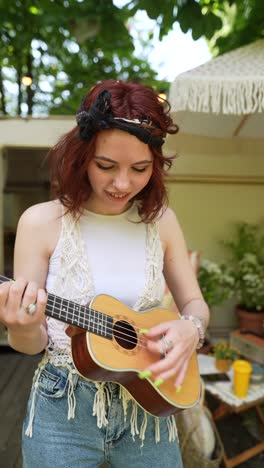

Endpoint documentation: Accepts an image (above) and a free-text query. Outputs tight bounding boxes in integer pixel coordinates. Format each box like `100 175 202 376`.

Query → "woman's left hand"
143 319 199 388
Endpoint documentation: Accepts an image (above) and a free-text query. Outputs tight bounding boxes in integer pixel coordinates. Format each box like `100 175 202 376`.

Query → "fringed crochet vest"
25 204 178 444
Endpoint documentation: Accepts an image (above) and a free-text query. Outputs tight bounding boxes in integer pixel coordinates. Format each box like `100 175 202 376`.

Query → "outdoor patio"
0 2 264 466
0 346 263 468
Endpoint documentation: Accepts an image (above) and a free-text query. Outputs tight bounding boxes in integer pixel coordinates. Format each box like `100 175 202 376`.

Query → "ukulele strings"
0 277 151 349
46 302 149 349
48 294 153 337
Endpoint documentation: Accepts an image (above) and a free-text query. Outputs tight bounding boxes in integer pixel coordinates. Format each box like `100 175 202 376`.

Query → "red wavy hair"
49 79 178 222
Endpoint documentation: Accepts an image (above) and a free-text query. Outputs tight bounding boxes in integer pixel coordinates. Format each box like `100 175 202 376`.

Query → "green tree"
127 0 224 41
0 0 159 114
0 0 262 116
208 0 264 55
0 0 166 115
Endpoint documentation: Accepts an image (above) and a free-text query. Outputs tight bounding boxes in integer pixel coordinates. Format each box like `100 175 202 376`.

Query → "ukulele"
0 275 201 417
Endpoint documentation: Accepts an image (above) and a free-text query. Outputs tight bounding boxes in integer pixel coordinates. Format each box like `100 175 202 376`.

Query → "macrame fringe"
155 417 161 443
25 356 48 437
92 382 111 428
119 384 132 421
172 79 264 115
24 381 38 438
139 411 148 447
130 401 139 440
166 415 178 442
67 367 77 420
25 359 178 447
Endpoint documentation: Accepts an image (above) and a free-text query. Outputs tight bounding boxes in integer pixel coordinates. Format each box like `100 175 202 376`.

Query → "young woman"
0 80 209 467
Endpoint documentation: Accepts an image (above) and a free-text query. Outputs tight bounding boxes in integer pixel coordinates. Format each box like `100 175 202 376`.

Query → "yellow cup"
233 360 252 398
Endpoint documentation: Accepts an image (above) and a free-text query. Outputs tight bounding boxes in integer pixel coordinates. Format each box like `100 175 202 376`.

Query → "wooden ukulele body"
71 294 201 417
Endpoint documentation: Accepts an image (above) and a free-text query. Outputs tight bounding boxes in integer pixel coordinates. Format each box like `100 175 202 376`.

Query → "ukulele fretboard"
46 294 113 339
0 275 113 340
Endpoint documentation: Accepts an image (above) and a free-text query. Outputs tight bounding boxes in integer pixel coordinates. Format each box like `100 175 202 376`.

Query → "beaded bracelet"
180 314 205 349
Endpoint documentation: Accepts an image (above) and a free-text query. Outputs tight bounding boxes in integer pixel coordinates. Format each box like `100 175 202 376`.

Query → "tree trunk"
0 70 7 115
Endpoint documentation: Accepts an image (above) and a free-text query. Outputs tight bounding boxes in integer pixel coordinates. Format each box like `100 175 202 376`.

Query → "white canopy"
170 39 264 138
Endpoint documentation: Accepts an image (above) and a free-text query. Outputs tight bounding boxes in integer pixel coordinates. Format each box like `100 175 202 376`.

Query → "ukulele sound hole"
113 320 137 350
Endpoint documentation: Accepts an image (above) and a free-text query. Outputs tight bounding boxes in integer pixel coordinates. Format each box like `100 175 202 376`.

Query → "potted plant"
197 259 234 353
212 340 239 371
197 258 234 309
222 222 264 334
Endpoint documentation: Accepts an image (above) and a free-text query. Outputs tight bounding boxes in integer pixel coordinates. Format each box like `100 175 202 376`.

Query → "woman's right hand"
0 277 47 336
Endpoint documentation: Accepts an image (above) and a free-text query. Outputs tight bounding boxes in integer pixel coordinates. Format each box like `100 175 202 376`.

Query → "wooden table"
205 384 264 468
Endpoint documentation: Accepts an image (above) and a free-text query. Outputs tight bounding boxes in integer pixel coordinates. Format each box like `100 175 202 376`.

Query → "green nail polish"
176 385 182 393
154 378 164 387
139 328 149 335
138 370 152 379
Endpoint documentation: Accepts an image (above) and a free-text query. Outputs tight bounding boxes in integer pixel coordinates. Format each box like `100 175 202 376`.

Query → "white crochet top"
26 204 179 444
45 203 165 366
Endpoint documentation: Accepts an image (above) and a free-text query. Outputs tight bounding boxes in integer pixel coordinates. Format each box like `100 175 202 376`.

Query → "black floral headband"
76 90 165 148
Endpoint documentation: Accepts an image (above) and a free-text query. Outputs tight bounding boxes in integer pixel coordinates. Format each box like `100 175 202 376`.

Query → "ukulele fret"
90 308 95 333
76 302 81 327
97 311 106 337
103 310 107 337
89 307 92 332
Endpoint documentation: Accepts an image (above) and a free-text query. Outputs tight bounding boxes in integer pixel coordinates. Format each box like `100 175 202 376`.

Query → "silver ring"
162 337 174 355
24 303 37 315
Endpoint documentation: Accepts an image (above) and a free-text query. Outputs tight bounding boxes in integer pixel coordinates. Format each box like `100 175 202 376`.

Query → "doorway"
2 146 50 278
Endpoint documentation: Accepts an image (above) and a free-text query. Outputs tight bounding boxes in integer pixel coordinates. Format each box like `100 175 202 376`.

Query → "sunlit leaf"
29 6 40 15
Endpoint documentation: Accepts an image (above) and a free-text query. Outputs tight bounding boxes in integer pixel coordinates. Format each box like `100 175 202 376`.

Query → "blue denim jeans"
22 362 183 467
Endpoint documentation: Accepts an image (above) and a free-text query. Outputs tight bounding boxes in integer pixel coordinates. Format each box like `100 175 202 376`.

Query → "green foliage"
0 0 262 115
129 0 226 40
222 222 264 312
209 0 264 55
223 223 264 263
0 0 166 115
176 0 222 40
212 340 238 360
197 258 234 308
